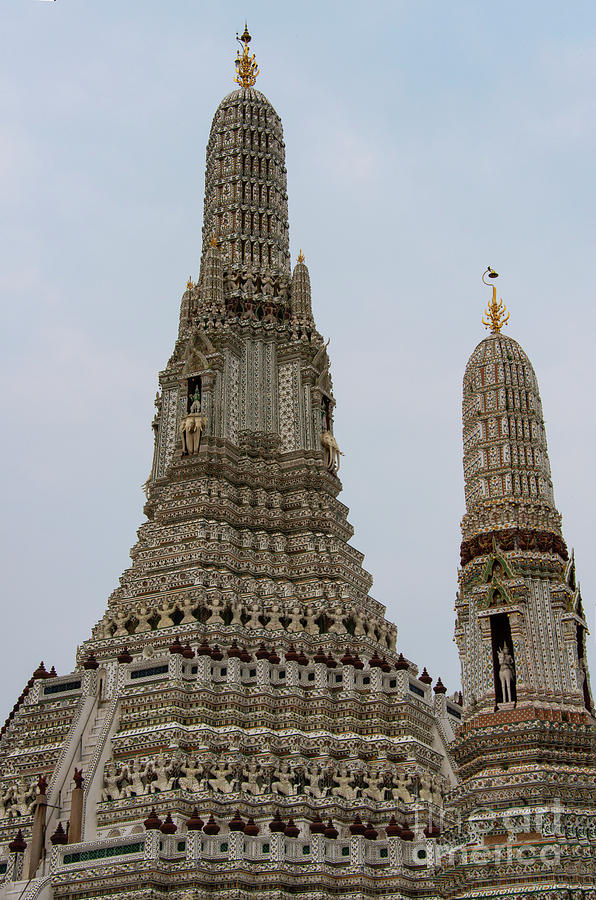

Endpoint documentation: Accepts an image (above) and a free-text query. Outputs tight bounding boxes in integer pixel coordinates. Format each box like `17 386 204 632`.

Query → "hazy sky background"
1 1 595 717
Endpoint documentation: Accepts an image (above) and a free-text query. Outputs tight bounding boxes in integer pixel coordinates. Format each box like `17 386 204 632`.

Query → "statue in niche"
121 759 149 798
208 760 234 793
101 764 122 802
243 268 255 296
304 605 320 636
112 610 129 637
498 644 515 704
157 601 174 629
0 785 14 818
431 775 444 806
353 609 367 636
271 762 295 797
241 760 264 796
265 603 283 631
178 755 202 793
180 387 207 456
304 763 326 799
147 753 176 793
261 270 274 297
245 601 261 630
241 295 257 320
189 386 201 413
419 772 433 803
328 603 347 634
363 769 385 802
262 300 277 324
7 779 35 817
391 771 413 804
332 764 358 800
225 271 237 296
206 596 224 625
180 596 197 625
286 604 303 633
321 430 342 473
136 603 151 633
230 598 243 625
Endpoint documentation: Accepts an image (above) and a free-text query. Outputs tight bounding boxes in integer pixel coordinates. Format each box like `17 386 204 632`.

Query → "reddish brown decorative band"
460 527 568 567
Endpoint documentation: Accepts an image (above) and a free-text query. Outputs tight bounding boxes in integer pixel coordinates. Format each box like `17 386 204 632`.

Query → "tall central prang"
131 25 383 643
0 32 461 900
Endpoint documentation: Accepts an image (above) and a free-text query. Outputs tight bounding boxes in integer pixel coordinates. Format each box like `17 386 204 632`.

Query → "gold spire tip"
186 276 194 290
234 24 259 88
482 284 510 334
210 234 218 249
297 249 305 264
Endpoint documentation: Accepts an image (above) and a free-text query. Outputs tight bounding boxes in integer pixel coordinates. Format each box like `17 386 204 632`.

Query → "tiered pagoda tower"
442 274 596 897
0 31 461 900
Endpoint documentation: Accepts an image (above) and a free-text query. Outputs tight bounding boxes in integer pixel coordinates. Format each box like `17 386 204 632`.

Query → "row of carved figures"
101 754 444 807
225 294 291 325
103 599 396 650
223 268 289 300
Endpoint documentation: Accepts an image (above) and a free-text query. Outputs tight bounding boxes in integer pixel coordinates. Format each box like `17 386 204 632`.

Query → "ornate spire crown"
234 24 259 87
481 267 510 333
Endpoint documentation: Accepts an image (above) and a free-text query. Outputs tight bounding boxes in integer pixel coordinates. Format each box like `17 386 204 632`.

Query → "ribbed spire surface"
461 331 562 548
201 88 290 278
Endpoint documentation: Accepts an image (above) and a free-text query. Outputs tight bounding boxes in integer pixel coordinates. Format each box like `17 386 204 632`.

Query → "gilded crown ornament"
297 249 305 263
481 267 510 333
234 24 259 88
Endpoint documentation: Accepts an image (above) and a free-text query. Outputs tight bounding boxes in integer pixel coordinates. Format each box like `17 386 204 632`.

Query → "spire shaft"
200 79 290 276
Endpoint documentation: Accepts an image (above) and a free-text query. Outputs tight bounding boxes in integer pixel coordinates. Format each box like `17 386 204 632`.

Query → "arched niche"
490 612 516 706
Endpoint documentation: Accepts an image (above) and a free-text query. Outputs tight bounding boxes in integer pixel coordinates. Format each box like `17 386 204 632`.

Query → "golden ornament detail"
297 249 305 264
186 277 194 291
481 266 510 333
482 286 510 333
234 25 259 88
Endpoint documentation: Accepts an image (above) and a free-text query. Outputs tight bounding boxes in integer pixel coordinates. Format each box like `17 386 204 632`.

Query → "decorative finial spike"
481 268 510 333
234 24 259 87
297 249 305 264
186 276 194 291
210 234 218 249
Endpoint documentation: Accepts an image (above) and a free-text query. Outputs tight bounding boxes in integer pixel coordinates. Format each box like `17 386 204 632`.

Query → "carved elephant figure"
321 429 342 473
179 414 207 455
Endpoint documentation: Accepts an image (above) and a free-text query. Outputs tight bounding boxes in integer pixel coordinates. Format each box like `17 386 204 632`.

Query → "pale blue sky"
1 1 595 715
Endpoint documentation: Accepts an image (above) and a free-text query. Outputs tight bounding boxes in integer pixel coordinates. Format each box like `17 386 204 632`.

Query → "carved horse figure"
498 644 515 704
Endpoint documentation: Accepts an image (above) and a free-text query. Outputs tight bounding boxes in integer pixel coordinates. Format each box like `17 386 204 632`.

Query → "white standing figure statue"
498 643 515 704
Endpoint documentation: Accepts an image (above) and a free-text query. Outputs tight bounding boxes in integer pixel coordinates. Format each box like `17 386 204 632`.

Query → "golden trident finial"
234 24 259 88
481 267 510 333
297 249 305 263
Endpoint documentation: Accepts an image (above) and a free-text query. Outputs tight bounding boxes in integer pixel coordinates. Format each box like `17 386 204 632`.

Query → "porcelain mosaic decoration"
0 30 594 900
